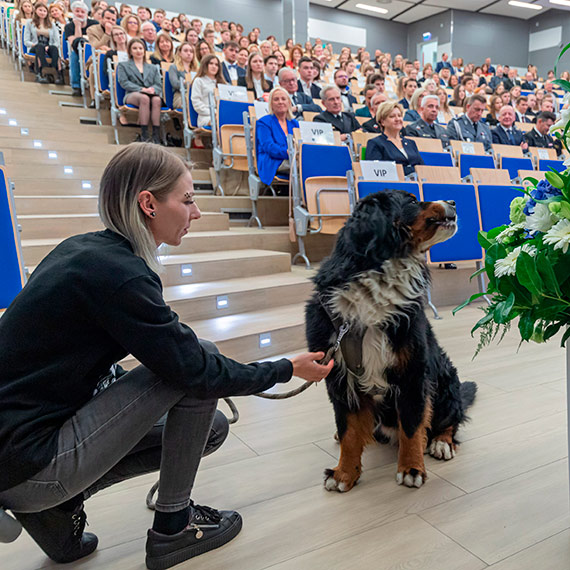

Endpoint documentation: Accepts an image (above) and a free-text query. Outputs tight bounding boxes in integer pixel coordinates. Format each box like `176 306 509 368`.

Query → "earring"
150 212 156 218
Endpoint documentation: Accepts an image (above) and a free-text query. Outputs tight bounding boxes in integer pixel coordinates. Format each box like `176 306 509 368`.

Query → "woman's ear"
138 190 156 219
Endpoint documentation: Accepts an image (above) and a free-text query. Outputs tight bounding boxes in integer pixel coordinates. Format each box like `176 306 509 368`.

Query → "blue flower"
523 180 562 216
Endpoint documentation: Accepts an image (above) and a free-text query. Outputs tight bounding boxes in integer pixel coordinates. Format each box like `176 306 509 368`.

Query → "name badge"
360 160 399 181
298 121 335 145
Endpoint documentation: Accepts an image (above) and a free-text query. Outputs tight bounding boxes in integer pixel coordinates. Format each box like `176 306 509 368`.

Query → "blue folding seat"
458 154 495 179
357 181 420 201
477 185 524 231
502 157 533 180
538 159 565 172
420 151 454 168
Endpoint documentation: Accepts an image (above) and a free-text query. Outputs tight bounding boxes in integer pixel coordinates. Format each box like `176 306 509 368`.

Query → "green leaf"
522 177 538 188
554 41 570 78
518 313 535 341
553 78 570 92
453 292 488 315
477 231 493 250
471 311 494 335
560 326 570 347
495 292 515 324
544 322 562 341
516 252 543 296
554 256 570 287
487 226 508 241
536 254 562 297
469 266 486 281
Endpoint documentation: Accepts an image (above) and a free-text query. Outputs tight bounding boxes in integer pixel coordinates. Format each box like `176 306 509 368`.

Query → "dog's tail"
460 381 477 410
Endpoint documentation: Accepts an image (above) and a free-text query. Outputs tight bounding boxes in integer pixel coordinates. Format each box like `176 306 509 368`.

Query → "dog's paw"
323 467 359 492
396 467 425 488
429 440 456 461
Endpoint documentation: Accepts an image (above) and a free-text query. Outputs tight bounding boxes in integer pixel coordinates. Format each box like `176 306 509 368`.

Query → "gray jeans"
0 341 228 514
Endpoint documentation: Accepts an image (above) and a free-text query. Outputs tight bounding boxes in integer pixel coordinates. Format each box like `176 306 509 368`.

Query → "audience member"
293 56 319 100
191 54 225 129
103 25 128 74
422 78 437 94
150 8 165 32
140 21 157 52
439 67 452 87
491 105 528 150
502 68 519 91
237 47 249 73
404 94 450 147
23 2 63 84
120 13 141 41
216 30 231 51
333 68 357 112
526 92 539 119
65 0 98 96
436 87 454 123
221 41 244 83
403 87 425 122
525 111 562 156
255 87 299 185
461 75 476 98
184 28 199 47
87 7 116 51
197 40 214 62
355 85 378 118
313 86 361 141
484 94 502 127
168 43 197 109
116 38 163 143
500 91 511 106
48 2 67 34
15 0 33 23
435 52 454 74
398 77 417 109
366 101 423 176
237 52 272 98
488 66 505 91
361 92 388 133
520 72 537 90
149 33 174 65
278 67 320 119
449 84 466 109
286 45 303 69
136 6 151 22
447 94 492 151
514 96 530 123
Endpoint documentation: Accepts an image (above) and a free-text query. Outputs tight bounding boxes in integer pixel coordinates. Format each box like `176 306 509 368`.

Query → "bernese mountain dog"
305 190 477 491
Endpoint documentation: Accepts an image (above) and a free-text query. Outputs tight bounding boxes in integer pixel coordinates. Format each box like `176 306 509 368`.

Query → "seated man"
334 68 357 112
313 86 361 141
404 94 450 147
86 7 115 51
435 52 454 74
521 71 537 91
447 94 493 151
355 84 378 118
525 111 563 157
491 105 528 150
514 96 530 123
278 67 321 119
361 92 387 133
297 56 321 100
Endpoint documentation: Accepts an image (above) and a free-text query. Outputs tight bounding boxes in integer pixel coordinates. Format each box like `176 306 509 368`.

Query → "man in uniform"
404 95 450 147
447 94 492 151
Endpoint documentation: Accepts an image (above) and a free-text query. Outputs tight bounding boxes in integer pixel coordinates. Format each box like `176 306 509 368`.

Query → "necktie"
508 129 515 145
473 121 478 135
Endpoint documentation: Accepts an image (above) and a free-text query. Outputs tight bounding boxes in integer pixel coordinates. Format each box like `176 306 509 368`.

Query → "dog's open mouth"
429 215 457 230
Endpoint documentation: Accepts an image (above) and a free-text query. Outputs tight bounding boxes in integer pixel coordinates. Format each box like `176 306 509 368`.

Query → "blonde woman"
15 0 34 23
120 13 141 41
0 142 330 569
149 32 173 66
403 87 425 122
436 87 453 123
48 2 67 33
168 42 197 109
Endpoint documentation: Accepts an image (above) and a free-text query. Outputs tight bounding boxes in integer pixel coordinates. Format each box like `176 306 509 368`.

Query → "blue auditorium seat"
538 159 565 172
502 157 533 180
357 181 420 201
477 185 524 231
420 151 454 167
458 154 495 178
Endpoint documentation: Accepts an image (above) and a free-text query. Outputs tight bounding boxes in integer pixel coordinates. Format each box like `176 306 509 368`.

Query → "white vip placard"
461 142 476 154
359 160 399 181
298 121 335 145
218 84 248 102
537 148 550 159
253 100 269 119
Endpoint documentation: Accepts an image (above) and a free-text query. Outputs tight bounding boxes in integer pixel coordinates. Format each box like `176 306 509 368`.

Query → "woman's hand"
290 352 334 383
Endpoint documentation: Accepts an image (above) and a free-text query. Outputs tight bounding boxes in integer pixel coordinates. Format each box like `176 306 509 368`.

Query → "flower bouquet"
455 46 570 354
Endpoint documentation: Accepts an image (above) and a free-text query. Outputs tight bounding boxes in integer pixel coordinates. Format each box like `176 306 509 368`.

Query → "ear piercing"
150 212 156 218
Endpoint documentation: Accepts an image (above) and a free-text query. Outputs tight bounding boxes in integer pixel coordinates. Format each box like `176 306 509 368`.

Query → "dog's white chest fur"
327 256 427 405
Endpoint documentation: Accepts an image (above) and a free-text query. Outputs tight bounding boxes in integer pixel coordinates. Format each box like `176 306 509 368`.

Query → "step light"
33 140 42 148
20 128 29 136
8 119 17 126
216 295 229 309
180 263 193 277
0 108 6 115
48 151 58 159
81 180 92 190
259 333 272 348
64 166 73 174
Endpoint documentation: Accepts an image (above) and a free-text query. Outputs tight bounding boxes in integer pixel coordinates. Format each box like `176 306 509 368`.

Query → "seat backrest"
528 147 556 162
187 85 199 128
20 23 28 55
302 111 319 122
218 99 253 128
162 65 174 109
538 159 565 172
357 181 420 201
114 69 126 106
518 169 545 187
470 168 511 185
450 139 485 157
492 143 523 159
352 161 405 181
421 183 483 263
458 153 495 178
415 165 461 184
352 131 377 160
97 53 109 92
61 32 69 60
305 176 350 234
407 137 443 153
502 157 533 180
477 184 524 232
515 122 534 133
420 151 454 168
299 143 352 203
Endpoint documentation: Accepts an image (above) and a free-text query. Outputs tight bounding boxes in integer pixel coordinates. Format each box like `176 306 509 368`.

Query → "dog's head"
338 190 457 261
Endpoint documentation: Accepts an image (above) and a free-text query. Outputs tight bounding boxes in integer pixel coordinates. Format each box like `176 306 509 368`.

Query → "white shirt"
224 60 238 82
299 79 312 97
252 77 264 99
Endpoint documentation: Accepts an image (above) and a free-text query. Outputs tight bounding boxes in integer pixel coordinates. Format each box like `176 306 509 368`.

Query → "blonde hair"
375 100 404 127
267 86 293 120
410 87 426 111
98 143 190 273
174 42 198 72
120 13 141 37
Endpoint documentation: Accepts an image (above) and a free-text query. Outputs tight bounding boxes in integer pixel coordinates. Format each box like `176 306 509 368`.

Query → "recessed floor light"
33 140 42 148
216 295 229 309
64 166 73 174
48 151 58 159
180 263 193 277
259 333 272 347
20 128 29 136
9 119 17 126
0 109 6 115
81 180 92 189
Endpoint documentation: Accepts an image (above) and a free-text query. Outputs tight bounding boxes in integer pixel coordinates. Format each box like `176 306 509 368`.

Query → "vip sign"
359 160 399 181
298 121 335 145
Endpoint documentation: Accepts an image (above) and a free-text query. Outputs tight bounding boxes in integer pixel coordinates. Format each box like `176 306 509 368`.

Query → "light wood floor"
2 304 569 570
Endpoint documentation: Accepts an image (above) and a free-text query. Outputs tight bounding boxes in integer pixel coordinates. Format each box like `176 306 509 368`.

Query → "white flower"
543 219 570 253
494 244 537 278
564 155 570 169
525 203 558 233
495 222 525 244
550 107 570 132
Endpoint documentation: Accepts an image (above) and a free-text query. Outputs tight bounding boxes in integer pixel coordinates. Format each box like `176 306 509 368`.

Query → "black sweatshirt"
0 230 293 491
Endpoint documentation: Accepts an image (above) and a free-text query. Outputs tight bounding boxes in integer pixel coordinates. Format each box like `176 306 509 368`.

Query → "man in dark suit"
361 92 387 133
489 66 506 92
404 94 450 147
435 53 454 75
296 56 321 101
355 85 378 118
398 78 417 110
525 111 563 157
333 68 357 112
514 96 531 123
491 105 528 150
502 68 520 92
313 86 361 141
278 67 321 119
520 71 537 91
221 41 246 84
484 57 495 75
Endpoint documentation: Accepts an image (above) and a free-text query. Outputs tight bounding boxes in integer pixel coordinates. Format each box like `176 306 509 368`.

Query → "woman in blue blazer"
366 101 423 176
255 87 299 186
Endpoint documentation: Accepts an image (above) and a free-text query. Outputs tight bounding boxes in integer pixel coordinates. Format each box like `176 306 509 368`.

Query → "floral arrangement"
455 45 570 353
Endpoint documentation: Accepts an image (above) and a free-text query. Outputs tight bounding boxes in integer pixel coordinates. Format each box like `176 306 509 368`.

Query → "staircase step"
0 125 110 145
15 195 99 215
3 148 119 166
159 249 292 286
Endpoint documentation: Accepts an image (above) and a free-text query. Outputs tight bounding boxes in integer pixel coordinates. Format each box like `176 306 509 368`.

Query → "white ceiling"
309 0 570 23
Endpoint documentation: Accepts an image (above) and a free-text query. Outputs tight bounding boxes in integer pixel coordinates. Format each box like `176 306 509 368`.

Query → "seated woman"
14 0 33 24
104 25 129 73
191 54 225 129
403 87 425 122
237 52 272 99
117 38 163 143
436 87 454 123
450 84 466 108
366 100 423 177
255 86 299 186
48 2 67 34
120 13 141 41
0 142 330 570
168 42 197 109
483 94 502 127
149 32 174 66
196 39 214 64
24 2 63 84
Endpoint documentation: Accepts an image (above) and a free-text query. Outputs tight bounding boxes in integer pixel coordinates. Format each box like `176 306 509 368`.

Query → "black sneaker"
13 502 98 563
145 501 242 570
